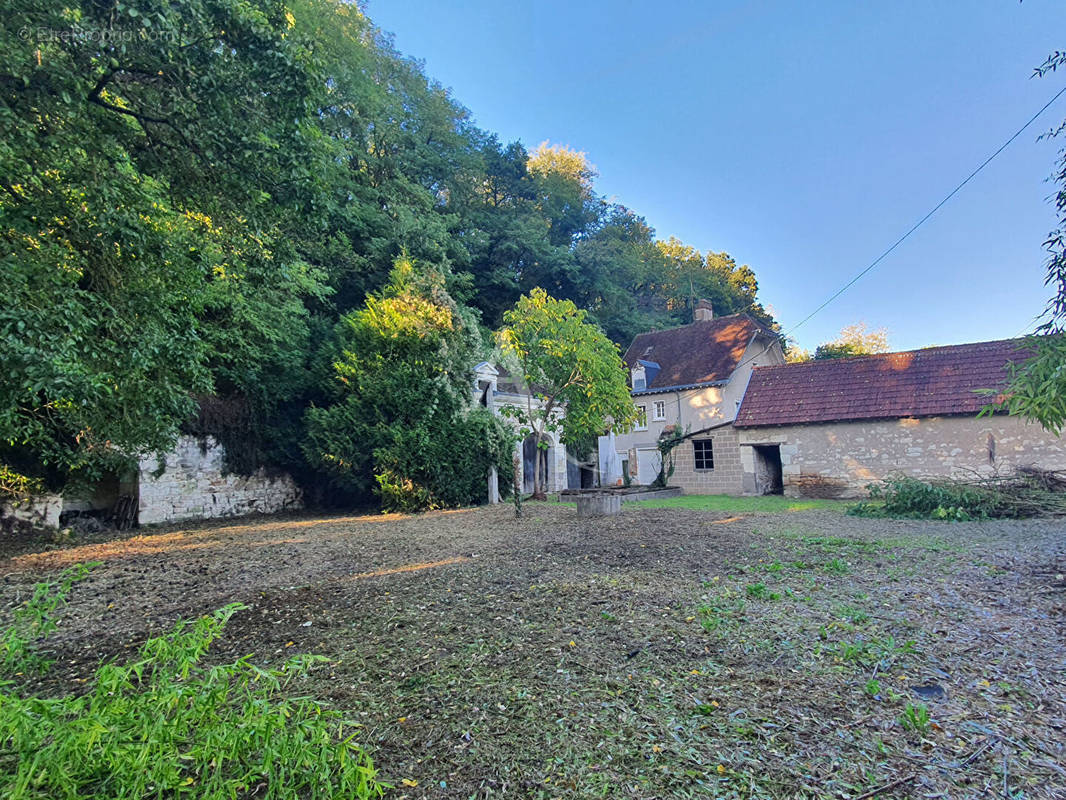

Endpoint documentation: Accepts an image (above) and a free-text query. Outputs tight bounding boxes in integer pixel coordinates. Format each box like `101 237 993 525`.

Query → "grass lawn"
633 493 848 513
1 505 1063 798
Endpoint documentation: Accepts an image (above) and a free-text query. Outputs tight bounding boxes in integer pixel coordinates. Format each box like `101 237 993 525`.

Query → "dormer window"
631 364 646 391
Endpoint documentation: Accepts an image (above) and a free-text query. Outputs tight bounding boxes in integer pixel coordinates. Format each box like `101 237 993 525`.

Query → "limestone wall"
1 493 63 531
138 436 302 525
736 414 1066 498
668 424 745 494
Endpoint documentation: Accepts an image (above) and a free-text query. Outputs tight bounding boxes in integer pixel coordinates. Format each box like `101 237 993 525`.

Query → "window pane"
693 438 714 470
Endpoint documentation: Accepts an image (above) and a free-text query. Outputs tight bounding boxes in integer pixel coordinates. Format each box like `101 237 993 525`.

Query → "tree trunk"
531 433 547 500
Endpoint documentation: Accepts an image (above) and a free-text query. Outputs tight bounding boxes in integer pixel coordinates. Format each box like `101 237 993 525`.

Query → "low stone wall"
1 493 63 532
138 436 302 525
668 425 745 495
737 414 1066 498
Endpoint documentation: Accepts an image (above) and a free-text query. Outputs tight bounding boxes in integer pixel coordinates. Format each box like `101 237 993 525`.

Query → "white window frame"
652 400 666 421
634 404 648 431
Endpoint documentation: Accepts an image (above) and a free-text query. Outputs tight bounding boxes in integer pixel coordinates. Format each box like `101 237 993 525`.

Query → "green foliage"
652 425 689 488
813 323 889 360
0 569 383 799
1 563 96 677
988 334 1066 434
498 288 635 496
899 702 931 734
304 259 513 511
849 476 1027 520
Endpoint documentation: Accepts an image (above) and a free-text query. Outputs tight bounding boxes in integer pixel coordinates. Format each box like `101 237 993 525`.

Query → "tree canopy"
497 289 636 498
0 0 778 507
1000 51 1066 433
813 323 890 361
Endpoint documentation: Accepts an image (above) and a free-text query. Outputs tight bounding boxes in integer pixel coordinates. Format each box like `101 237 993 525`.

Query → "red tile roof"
623 314 771 392
735 338 1032 428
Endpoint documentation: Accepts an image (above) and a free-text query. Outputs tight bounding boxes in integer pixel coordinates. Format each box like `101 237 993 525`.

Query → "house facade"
598 301 785 493
473 362 578 497
733 339 1066 497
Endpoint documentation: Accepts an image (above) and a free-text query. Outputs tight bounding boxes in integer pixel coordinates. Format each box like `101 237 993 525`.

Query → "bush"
848 474 1065 520
303 260 514 512
0 567 384 800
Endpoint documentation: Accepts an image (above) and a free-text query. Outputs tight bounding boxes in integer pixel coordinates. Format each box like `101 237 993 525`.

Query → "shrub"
303 260 514 512
0 567 384 800
849 476 1010 520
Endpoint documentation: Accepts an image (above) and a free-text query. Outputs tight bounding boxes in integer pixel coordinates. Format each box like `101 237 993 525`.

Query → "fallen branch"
853 773 915 800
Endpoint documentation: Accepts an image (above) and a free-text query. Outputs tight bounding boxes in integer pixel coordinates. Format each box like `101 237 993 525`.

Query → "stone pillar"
488 466 499 504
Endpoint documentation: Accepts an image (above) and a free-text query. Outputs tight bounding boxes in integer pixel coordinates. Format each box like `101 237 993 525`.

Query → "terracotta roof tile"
623 314 770 391
735 338 1032 427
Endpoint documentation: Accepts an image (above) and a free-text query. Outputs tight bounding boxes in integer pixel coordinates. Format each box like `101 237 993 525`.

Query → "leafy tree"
497 289 635 499
813 323 889 360
999 51 1066 432
0 0 332 496
302 259 512 510
651 238 776 331
0 0 782 513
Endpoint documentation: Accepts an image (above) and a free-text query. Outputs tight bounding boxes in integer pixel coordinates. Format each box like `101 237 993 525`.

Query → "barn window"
693 438 714 470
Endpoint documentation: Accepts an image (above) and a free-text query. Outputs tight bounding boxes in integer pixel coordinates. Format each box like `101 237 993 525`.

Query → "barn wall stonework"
138 436 302 525
736 415 1066 498
668 424 745 494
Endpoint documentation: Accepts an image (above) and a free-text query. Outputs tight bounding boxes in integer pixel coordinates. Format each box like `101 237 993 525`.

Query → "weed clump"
0 566 383 800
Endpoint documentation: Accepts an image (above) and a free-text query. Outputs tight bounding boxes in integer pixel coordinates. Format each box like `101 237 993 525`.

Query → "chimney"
694 298 714 322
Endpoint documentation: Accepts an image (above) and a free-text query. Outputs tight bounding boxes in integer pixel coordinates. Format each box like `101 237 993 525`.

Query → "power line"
782 83 1066 343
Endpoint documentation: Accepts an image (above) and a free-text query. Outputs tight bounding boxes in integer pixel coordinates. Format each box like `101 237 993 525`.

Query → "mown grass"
633 494 848 513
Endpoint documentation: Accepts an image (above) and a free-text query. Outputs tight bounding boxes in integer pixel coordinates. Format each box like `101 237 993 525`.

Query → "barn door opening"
752 445 783 495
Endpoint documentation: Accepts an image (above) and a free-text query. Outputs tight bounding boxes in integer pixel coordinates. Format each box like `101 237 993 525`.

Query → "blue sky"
366 0 1066 352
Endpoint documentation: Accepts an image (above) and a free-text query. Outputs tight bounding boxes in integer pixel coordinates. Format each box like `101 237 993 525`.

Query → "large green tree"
303 259 512 510
0 0 326 495
497 289 635 499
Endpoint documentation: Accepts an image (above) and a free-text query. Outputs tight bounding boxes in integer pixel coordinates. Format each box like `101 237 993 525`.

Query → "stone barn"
732 338 1066 498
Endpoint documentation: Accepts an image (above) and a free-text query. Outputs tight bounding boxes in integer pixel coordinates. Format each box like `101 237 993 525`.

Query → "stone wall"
1 493 63 532
736 414 1066 498
669 424 745 494
138 436 302 525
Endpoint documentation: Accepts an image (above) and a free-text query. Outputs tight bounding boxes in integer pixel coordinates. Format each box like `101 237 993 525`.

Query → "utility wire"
782 83 1066 344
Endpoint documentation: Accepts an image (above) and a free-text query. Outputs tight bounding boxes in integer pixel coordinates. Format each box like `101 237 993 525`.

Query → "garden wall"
137 436 302 525
1 493 63 532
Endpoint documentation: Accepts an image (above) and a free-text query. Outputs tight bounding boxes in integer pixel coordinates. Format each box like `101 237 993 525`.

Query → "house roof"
623 314 772 393
734 338 1031 428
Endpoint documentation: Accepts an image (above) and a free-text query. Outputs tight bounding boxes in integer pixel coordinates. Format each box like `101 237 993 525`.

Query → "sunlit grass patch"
632 494 848 513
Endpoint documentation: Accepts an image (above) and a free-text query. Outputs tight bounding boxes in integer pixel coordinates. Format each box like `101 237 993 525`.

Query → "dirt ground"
1 503 1064 799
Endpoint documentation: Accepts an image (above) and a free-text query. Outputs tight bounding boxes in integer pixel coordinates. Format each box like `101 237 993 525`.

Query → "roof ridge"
755 336 1031 371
